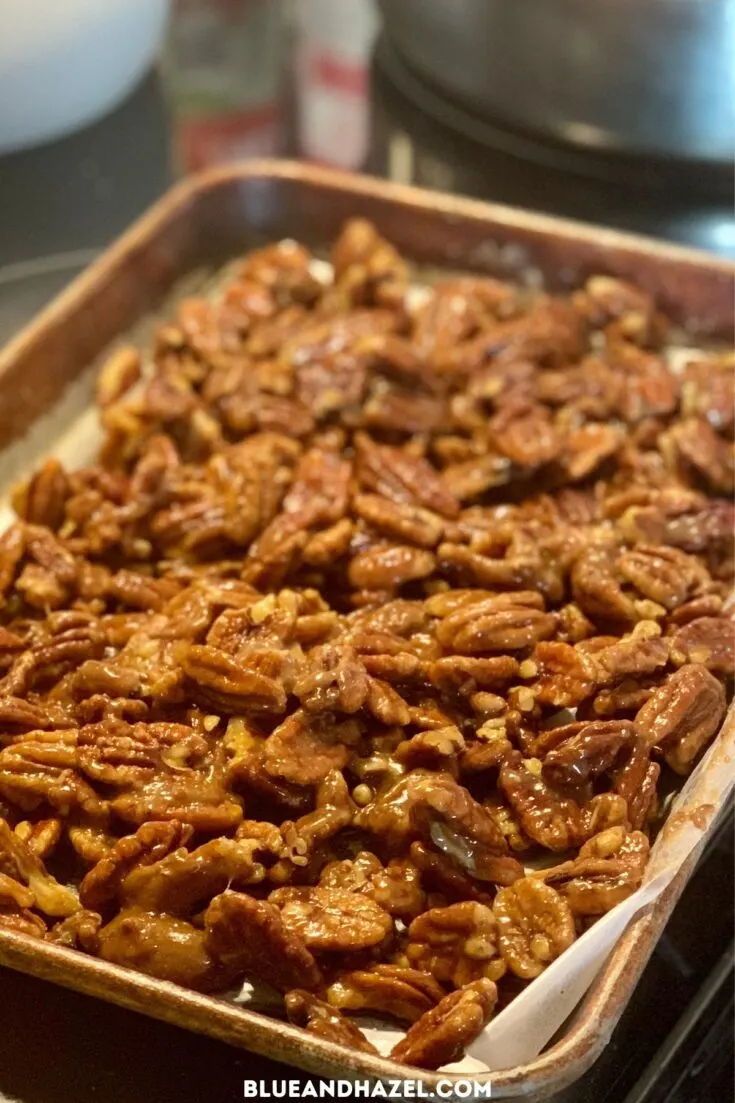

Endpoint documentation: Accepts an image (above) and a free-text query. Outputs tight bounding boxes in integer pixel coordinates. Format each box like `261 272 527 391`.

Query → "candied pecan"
405 901 506 988
348 544 436 591
269 770 355 881
490 404 562 469
572 547 637 626
619 497 734 557
354 433 459 519
328 964 445 1024
13 817 62 860
365 678 411 726
636 664 727 774
110 771 243 832
120 837 265 915
271 885 393 951
0 871 34 909
79 820 193 910
459 729 514 777
0 522 25 598
330 218 408 310
494 878 575 978
608 733 654 807
95 346 142 407
353 493 444 548
302 519 354 567
204 890 322 991
181 643 287 715
661 417 734 494
319 852 426 920
390 978 498 1070
395 727 465 771
434 592 555 654
429 655 520 695
357 772 507 871
436 543 549 594
574 275 656 330
409 841 501 900
591 626 669 684
285 990 379 1054
441 454 513 500
13 458 69 531
618 545 710 612
263 711 358 786
670 593 724 626
536 829 650 916
0 902 47 938
99 907 228 992
563 424 623 481
0 817 79 916
592 679 659 717
626 761 660 830
680 357 734 432
47 909 102 952
530 642 597 708
669 617 734 675
498 754 586 851
294 644 369 715
541 720 635 788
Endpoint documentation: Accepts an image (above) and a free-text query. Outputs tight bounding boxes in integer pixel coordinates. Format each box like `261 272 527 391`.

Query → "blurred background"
1 0 734 346
0 5 732 1103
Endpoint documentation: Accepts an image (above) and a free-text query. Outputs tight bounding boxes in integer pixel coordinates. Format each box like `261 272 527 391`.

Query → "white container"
294 0 378 169
0 0 170 154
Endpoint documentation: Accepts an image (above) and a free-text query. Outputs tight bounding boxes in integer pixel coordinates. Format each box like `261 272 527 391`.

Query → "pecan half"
636 664 727 774
494 878 575 978
285 990 379 1054
327 964 445 1024
405 901 506 987
390 978 498 1069
204 890 322 991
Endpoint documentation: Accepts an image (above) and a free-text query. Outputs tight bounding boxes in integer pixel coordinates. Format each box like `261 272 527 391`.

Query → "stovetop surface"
0 17 732 1100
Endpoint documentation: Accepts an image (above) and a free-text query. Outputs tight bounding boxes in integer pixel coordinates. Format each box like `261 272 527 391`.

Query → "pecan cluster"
1 220 732 1069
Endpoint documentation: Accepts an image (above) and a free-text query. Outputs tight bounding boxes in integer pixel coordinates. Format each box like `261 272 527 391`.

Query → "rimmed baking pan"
0 161 732 1099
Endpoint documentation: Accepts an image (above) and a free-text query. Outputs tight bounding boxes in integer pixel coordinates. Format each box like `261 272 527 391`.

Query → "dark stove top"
0 17 732 1101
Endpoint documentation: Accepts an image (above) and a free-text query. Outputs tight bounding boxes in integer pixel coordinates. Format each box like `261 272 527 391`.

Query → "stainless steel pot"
378 0 735 166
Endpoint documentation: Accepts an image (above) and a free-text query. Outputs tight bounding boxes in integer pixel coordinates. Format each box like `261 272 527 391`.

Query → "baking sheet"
0 162 733 1096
